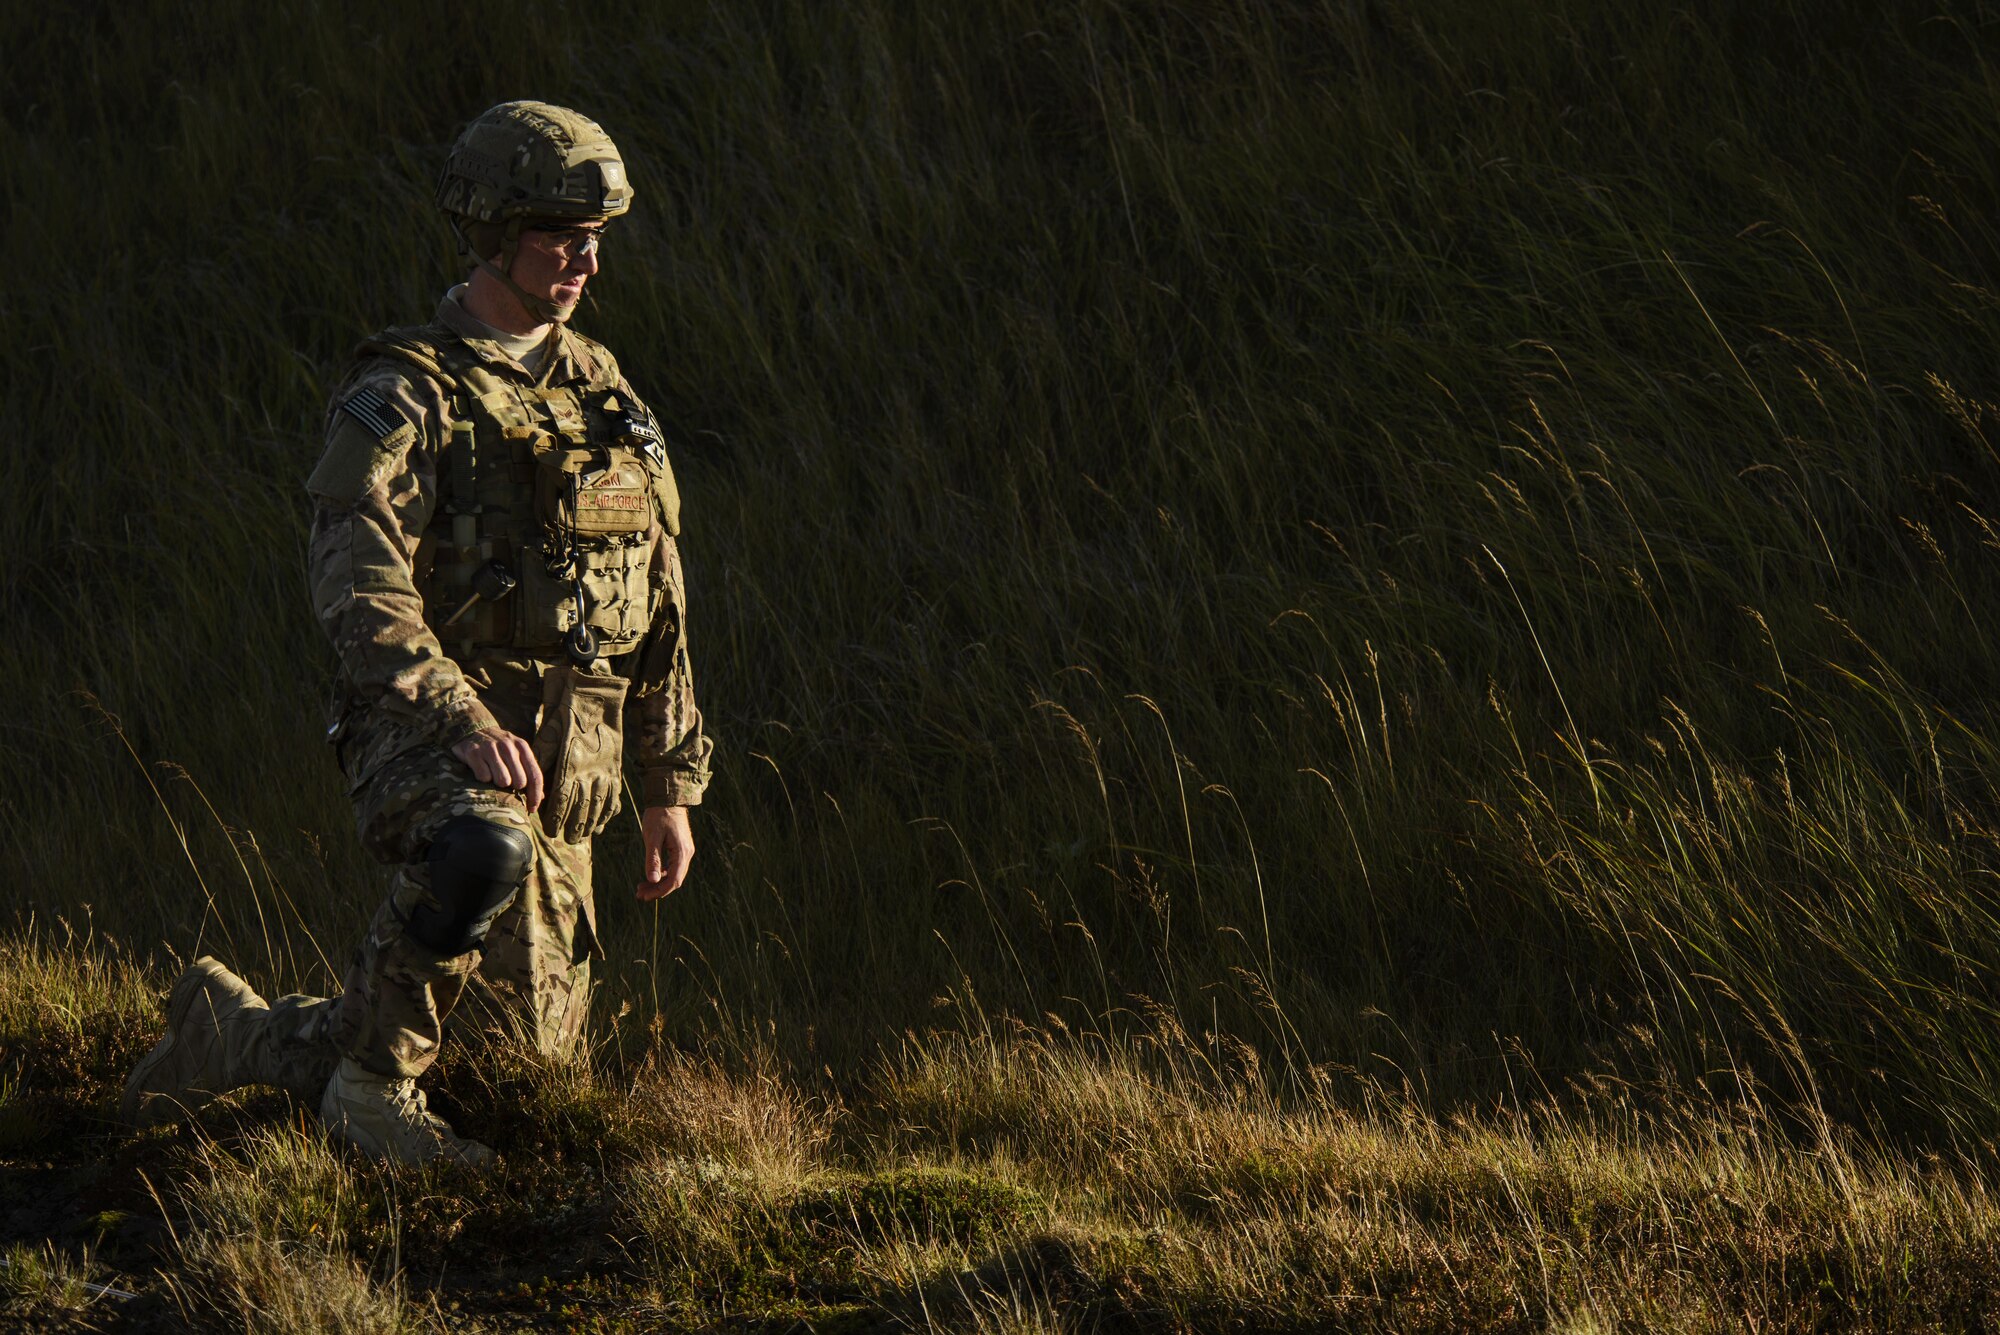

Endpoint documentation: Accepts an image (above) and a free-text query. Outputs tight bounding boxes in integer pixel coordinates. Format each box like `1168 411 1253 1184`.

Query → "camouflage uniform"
277 292 710 1084
121 102 697 1160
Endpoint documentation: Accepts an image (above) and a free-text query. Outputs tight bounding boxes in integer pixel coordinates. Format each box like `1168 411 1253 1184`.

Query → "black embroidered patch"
628 405 665 467
625 406 660 443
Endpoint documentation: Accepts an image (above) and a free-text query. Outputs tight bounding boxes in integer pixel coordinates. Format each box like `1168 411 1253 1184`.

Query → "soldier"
121 101 712 1164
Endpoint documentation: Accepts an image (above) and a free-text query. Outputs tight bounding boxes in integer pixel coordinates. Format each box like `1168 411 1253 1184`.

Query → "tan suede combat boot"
121 956 268 1127
319 1059 493 1166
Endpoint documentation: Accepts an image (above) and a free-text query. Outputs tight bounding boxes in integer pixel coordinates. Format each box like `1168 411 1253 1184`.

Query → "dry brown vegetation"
10 941 2000 1329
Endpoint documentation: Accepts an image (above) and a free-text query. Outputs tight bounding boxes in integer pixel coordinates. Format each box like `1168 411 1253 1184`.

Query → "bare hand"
636 805 694 901
452 729 546 813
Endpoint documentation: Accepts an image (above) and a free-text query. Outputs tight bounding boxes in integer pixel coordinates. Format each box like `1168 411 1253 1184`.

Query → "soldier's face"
513 223 605 317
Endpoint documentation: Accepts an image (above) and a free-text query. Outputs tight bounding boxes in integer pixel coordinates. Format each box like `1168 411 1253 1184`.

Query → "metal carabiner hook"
565 576 599 666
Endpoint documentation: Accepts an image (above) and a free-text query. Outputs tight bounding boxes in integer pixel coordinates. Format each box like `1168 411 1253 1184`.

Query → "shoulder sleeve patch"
338 386 411 442
306 390 420 504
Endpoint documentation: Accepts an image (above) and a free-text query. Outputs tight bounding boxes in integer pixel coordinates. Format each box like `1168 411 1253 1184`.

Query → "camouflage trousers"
251 743 600 1090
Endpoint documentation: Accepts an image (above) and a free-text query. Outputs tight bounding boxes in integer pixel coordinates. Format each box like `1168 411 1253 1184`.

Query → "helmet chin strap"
452 217 578 327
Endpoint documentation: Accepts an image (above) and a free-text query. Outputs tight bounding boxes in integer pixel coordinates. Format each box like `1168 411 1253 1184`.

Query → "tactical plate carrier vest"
361 326 681 665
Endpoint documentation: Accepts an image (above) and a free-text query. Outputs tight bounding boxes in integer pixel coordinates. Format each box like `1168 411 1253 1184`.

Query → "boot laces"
383 1078 440 1127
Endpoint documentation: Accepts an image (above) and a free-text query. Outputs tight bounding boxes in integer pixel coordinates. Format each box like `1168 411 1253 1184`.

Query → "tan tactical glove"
533 666 629 843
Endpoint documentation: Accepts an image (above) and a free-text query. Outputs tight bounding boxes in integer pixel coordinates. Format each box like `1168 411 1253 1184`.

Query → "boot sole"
120 957 231 1128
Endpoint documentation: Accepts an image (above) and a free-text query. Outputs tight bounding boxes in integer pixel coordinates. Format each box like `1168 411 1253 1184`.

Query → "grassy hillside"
11 0 2000 1325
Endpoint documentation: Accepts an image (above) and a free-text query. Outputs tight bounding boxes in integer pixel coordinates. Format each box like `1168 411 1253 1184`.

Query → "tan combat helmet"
436 100 633 324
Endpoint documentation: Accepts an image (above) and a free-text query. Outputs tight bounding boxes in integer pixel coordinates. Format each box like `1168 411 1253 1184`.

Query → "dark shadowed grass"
9 1 2000 1297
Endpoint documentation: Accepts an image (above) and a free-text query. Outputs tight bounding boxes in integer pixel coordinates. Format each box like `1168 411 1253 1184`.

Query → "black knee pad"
405 814 532 956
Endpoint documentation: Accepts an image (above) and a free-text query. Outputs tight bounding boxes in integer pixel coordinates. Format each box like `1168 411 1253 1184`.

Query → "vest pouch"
573 456 654 537
511 541 653 656
574 539 654 657
532 665 629 844
535 444 653 540
513 546 579 653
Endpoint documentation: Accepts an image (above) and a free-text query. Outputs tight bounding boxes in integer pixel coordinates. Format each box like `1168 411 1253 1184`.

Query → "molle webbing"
352 324 661 659
358 329 515 645
448 421 477 529
358 327 512 519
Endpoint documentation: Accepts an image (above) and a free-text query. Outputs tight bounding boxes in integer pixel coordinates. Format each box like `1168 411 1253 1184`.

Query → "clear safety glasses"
525 224 606 262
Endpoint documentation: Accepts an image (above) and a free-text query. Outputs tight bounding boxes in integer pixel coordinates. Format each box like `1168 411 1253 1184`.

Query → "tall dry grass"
6 0 2000 1156
8 940 2000 1329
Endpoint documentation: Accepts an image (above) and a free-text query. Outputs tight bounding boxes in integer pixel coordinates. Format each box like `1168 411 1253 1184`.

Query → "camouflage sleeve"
306 361 497 748
630 528 713 808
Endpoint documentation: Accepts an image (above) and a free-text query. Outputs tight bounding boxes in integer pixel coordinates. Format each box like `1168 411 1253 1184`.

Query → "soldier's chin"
547 295 581 324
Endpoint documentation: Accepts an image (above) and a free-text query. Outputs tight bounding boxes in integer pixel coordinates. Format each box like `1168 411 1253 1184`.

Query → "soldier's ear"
460 219 506 265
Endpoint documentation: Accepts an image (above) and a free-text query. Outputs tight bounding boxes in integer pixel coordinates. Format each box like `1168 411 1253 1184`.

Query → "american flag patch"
338 386 406 441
